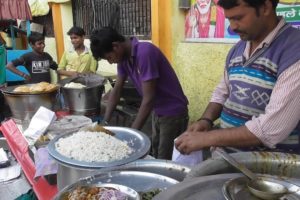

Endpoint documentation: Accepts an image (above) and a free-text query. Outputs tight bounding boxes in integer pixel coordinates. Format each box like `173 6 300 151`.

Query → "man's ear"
262 0 274 16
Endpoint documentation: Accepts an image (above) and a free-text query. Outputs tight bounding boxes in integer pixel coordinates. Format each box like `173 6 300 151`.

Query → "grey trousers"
152 111 189 160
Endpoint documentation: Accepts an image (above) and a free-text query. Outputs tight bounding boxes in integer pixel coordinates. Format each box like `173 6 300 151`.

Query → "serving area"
0 76 300 200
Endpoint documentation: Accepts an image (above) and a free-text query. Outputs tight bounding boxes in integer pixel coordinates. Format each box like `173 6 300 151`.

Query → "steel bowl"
55 171 179 199
1 84 58 120
56 158 191 190
55 183 140 200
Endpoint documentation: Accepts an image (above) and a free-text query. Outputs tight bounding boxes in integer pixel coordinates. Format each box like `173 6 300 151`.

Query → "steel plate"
99 159 191 182
223 176 300 200
1 84 58 95
154 173 300 200
154 173 242 200
55 171 179 199
47 127 151 169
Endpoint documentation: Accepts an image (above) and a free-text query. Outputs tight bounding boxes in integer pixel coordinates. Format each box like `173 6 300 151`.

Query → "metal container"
48 126 151 190
154 174 300 200
60 75 105 115
1 84 58 121
55 171 179 200
56 159 190 191
186 151 300 179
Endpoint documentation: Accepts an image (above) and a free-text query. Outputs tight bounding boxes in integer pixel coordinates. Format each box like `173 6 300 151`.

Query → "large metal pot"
1 85 58 121
48 126 152 190
186 151 300 179
60 75 105 115
56 159 191 190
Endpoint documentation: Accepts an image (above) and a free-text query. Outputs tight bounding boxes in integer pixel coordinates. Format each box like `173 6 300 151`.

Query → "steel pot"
186 151 300 179
61 84 104 115
1 84 58 121
60 75 105 115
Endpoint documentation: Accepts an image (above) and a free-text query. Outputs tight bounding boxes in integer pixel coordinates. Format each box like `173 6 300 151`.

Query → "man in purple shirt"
90 27 189 159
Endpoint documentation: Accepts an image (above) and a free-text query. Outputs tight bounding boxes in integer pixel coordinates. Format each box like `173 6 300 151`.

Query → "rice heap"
55 131 133 162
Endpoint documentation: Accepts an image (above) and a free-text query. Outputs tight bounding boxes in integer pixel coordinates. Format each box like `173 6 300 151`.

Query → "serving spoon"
215 148 289 200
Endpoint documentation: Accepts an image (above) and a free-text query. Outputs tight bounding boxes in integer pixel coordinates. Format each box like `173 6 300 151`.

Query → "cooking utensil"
57 183 140 200
223 176 300 200
1 84 58 120
57 158 190 190
48 126 151 169
55 171 178 199
215 148 289 200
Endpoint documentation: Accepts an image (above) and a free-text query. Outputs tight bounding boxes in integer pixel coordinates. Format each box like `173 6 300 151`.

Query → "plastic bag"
172 145 203 167
28 0 49 17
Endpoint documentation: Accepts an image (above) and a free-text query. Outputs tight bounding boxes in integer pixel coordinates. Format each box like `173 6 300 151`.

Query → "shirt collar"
68 45 89 54
244 17 286 59
130 37 139 58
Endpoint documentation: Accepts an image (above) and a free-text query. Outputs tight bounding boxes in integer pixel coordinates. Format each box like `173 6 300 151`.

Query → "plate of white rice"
48 126 151 168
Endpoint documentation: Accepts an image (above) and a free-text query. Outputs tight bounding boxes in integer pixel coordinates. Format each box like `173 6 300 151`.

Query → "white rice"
55 131 133 162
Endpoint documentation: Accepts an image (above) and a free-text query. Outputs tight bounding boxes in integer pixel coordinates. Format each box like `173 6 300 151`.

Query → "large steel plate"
55 171 179 199
223 176 300 200
154 173 241 200
99 159 191 181
48 127 151 169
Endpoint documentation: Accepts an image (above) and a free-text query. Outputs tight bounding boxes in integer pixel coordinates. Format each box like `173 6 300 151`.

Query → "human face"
30 40 45 54
102 42 125 64
197 0 211 14
69 34 84 49
224 0 267 43
103 51 120 64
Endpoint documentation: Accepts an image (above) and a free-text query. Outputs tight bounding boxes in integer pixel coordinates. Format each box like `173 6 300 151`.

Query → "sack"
172 145 203 167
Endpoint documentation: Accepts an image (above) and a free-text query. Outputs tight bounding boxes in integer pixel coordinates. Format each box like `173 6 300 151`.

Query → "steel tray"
55 171 179 199
47 127 151 169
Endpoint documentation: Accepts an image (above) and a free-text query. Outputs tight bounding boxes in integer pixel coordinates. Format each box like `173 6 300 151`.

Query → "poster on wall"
185 0 300 40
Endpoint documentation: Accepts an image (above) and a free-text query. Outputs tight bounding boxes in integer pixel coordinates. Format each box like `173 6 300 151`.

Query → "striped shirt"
211 18 300 148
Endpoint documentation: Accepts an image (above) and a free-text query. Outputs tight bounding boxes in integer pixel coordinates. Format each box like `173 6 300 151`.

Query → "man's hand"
175 131 208 154
187 120 212 132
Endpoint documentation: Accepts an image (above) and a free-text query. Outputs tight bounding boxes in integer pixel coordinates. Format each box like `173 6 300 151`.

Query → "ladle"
215 148 288 200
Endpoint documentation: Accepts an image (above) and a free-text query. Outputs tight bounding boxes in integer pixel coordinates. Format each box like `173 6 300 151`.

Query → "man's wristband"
197 117 214 127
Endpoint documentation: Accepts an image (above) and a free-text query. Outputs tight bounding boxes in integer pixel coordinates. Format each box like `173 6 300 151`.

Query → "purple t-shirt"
118 37 188 116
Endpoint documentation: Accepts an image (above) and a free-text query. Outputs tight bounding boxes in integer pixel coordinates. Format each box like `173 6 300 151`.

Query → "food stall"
0 75 191 200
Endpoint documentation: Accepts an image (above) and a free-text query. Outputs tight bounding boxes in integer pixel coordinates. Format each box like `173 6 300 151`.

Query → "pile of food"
55 131 133 162
64 186 128 200
13 82 58 94
64 82 86 89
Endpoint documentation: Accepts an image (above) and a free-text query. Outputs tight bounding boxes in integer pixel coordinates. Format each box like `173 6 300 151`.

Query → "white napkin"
172 145 203 167
23 106 56 146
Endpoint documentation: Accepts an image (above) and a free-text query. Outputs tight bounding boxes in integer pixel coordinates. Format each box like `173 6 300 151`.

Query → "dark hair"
218 0 279 10
67 26 85 36
90 27 125 60
28 32 44 44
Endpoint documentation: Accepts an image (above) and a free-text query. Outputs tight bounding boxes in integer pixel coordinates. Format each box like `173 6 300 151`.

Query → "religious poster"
185 0 300 39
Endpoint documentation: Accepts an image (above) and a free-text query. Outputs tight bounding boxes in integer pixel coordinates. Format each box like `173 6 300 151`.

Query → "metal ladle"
215 148 288 200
